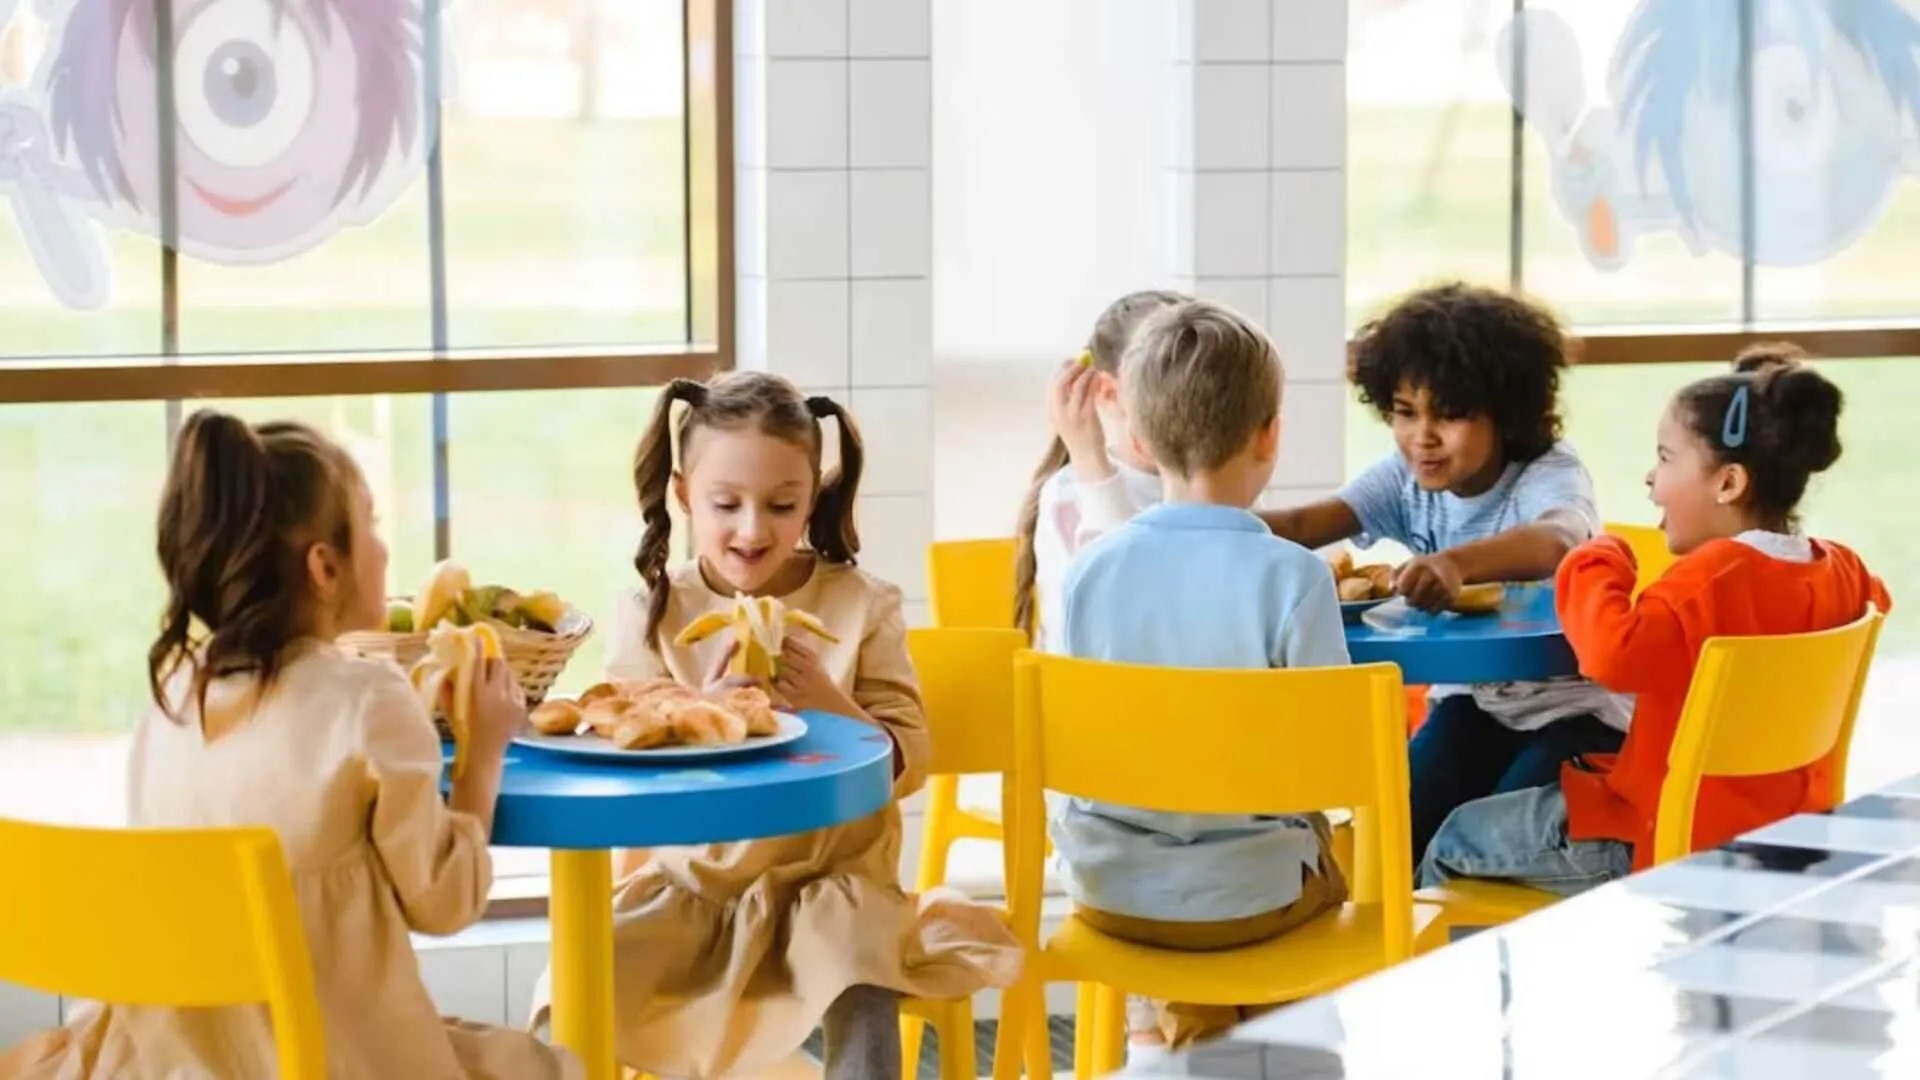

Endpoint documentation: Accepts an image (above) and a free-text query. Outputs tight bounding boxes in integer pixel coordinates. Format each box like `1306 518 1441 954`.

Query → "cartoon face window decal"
0 0 445 310
1498 0 1920 272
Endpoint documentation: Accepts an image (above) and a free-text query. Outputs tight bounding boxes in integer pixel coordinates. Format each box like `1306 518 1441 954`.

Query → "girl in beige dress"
0 411 578 1080
528 373 1021 1079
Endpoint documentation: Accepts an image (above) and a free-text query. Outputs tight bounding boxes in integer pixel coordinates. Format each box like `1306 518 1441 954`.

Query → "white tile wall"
849 279 932 387
765 60 848 168
765 279 851 387
1266 275 1349 383
850 61 933 168
850 387 933 498
1269 169 1345 277
736 0 932 605
764 0 847 58
848 0 930 58
1192 171 1269 277
1269 64 1346 169
1271 0 1349 62
1194 0 1272 62
765 170 851 280
1169 0 1350 490
1193 63 1270 171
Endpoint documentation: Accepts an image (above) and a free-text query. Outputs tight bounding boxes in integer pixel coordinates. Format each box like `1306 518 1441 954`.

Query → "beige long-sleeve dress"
527 559 1022 1078
0 643 579 1080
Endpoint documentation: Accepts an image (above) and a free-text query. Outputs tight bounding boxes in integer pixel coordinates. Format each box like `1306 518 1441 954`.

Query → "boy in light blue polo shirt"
1052 300 1351 1051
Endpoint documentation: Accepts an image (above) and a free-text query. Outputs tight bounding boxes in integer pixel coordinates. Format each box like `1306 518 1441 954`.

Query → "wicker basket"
338 601 594 707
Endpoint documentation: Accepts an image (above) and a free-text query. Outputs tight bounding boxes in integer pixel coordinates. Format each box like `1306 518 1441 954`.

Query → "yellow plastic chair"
899 627 1028 1080
1605 522 1676 595
918 539 1034 903
1416 606 1886 951
998 653 1428 1080
0 818 324 1078
928 537 1019 630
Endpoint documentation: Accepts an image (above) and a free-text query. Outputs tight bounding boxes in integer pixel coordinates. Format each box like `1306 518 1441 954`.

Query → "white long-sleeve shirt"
1031 456 1162 653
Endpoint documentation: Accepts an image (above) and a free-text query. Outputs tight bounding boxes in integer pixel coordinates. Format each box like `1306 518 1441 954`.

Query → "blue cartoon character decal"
1497 0 1920 269
0 0 446 309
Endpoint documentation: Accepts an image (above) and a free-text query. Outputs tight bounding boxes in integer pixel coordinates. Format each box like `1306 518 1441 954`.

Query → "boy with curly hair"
1262 282 1627 869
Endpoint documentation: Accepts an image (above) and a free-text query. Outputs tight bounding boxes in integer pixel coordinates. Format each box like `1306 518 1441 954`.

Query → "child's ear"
1127 428 1154 467
672 471 690 513
1092 371 1120 406
1255 415 1282 463
305 541 342 606
1716 462 1751 506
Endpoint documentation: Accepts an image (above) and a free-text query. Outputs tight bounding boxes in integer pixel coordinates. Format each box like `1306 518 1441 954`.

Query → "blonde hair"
1122 300 1283 476
1010 289 1187 639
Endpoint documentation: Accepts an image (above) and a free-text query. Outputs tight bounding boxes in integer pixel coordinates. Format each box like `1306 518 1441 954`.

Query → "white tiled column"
1167 0 1349 513
735 0 934 627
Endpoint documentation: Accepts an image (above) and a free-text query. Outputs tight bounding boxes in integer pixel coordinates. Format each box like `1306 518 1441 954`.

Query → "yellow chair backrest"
0 818 325 1079
1009 653 1412 953
1653 606 1884 863
927 538 1018 629
907 627 1025 778
1604 522 1676 594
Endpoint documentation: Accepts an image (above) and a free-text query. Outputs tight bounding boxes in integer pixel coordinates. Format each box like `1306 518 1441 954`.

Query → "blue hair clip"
1722 384 1750 449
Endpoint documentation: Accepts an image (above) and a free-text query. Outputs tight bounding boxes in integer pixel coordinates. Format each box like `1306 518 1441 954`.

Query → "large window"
0 0 730 871
1348 0 1920 791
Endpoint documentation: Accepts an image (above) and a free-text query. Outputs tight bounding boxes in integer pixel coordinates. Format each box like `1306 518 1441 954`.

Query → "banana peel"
673 594 840 680
408 622 504 780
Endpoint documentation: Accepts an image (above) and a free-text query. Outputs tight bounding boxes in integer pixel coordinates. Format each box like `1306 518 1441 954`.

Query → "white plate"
512 712 809 763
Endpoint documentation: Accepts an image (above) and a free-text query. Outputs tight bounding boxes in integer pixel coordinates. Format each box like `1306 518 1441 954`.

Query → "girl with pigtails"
528 372 1021 1080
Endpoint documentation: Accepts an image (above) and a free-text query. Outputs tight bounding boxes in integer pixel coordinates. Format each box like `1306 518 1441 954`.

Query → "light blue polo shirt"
1051 502 1350 922
1338 441 1630 732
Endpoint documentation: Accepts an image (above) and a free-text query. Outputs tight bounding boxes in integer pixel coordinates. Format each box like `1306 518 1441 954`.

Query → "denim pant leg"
1408 696 1522 869
1417 783 1632 897
1495 714 1626 794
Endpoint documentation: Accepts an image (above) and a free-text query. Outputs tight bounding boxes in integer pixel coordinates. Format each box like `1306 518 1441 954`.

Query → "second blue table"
1344 582 1577 684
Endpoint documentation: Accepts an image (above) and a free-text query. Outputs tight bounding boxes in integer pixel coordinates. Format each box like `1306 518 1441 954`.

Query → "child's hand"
1047 357 1111 478
467 658 524 766
700 640 758 695
773 637 859 718
1395 554 1464 613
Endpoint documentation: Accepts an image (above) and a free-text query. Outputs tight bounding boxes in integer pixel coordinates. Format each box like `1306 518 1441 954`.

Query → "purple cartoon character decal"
0 0 443 308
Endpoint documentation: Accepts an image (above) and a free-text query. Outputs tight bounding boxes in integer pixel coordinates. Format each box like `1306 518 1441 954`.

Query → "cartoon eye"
1750 43 1838 172
173 0 318 169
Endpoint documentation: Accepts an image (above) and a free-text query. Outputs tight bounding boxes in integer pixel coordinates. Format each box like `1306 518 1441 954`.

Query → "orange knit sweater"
1555 534 1890 868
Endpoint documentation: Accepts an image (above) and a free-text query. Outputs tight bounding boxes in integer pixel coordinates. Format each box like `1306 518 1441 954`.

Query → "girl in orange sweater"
1418 345 1890 893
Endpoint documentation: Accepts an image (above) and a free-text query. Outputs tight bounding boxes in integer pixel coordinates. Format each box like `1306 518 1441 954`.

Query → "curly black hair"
1350 282 1568 464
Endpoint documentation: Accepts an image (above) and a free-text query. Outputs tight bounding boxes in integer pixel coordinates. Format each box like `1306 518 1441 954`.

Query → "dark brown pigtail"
634 379 709 651
149 411 357 723
806 394 864 564
1011 438 1068 640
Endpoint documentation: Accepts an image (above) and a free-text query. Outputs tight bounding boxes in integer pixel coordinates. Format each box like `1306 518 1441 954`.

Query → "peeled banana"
673 594 840 680
409 622 504 780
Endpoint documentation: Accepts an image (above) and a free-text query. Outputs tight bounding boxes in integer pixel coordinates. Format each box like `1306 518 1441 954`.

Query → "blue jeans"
1417 783 1632 896
1408 695 1623 868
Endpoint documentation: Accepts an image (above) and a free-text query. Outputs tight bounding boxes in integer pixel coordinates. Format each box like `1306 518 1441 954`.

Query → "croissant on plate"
543 678 779 749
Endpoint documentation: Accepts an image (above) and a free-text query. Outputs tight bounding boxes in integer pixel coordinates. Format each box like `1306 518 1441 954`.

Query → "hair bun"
1763 364 1844 475
1732 340 1809 376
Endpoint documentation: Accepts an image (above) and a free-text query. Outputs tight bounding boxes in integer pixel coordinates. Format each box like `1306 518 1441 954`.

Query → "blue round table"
1344 582 1579 684
449 710 894 1080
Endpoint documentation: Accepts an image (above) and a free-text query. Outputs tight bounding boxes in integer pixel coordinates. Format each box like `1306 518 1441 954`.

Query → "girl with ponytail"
1013 289 1186 646
532 371 1019 1080
1420 345 1892 897
5 410 574 1079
